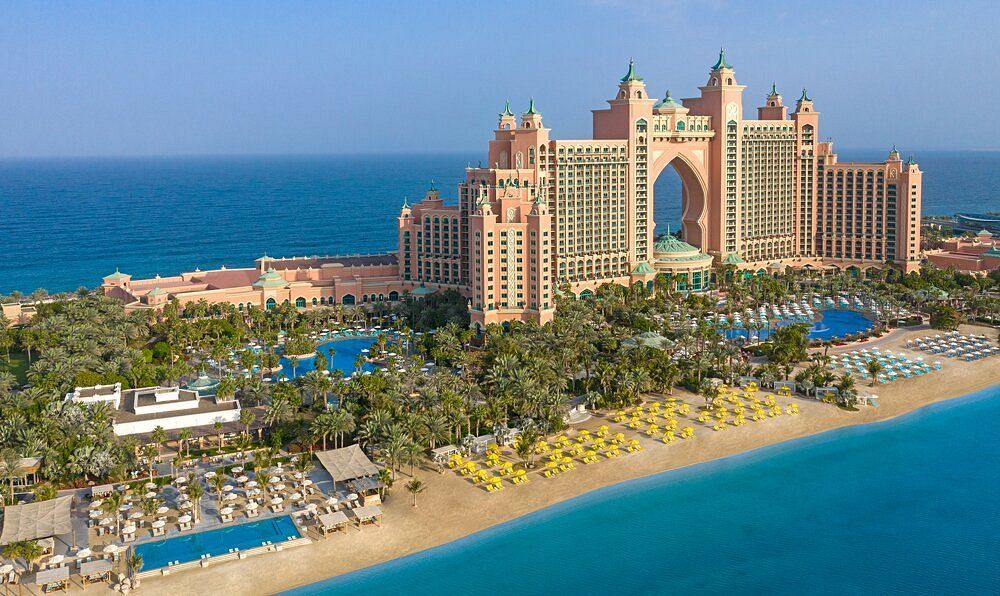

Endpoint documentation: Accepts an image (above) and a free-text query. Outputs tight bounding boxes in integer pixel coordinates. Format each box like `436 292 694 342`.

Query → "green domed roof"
984 247 1000 257
653 233 698 254
252 269 286 289
722 253 745 265
105 267 129 281
146 286 167 297
654 90 683 110
631 261 656 275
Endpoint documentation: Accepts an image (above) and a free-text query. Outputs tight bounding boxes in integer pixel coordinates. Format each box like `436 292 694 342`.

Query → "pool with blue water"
724 308 873 341
279 336 378 379
134 515 300 570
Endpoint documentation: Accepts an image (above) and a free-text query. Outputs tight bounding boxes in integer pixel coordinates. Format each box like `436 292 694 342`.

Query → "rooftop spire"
402 196 409 209
523 97 539 115
712 47 733 70
799 88 811 102
429 179 437 191
500 99 513 118
769 82 778 96
906 155 916 165
620 58 643 82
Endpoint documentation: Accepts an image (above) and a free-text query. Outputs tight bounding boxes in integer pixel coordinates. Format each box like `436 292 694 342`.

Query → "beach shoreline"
142 324 1000 596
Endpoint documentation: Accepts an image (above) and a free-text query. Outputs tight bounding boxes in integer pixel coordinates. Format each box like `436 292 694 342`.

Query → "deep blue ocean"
288 385 1000 595
1 150 998 294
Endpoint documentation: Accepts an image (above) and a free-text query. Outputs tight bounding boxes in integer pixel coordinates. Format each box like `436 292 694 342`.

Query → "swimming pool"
723 308 874 342
279 337 378 380
134 515 300 570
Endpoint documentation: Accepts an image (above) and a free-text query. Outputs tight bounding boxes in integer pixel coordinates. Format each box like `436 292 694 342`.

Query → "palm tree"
150 426 167 457
404 478 426 507
865 358 884 386
177 428 192 460
126 552 143 582
102 490 125 535
209 469 228 510
0 448 25 505
310 411 337 451
239 408 256 438
186 478 204 524
2 539 43 572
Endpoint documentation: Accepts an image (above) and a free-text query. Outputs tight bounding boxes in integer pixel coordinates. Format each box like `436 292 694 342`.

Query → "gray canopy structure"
315 445 380 484
0 496 73 545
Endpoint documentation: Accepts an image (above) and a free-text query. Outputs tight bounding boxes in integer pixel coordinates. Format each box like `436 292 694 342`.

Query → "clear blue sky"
1 0 996 157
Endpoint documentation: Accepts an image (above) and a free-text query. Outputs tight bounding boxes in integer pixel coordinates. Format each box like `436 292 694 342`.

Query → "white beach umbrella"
204 471 216 479
0 564 13 574
47 555 64 565
222 485 233 492
75 548 92 558
237 476 249 483
90 500 103 509
129 511 143 520
269 476 280 484
232 466 244 474
177 514 192 524
246 500 258 509
270 497 284 505
220 507 234 516
174 476 187 484
144 491 157 499
156 506 169 515
246 480 258 488
151 520 165 529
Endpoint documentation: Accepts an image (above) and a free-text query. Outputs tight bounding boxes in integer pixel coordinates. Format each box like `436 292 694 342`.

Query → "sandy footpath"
141 325 1000 596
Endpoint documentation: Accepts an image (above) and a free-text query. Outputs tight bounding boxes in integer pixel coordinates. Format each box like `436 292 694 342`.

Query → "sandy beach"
142 324 1000 596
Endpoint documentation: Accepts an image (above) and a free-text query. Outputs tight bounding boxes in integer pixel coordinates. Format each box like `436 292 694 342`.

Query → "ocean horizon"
2 149 998 295
285 384 1000 595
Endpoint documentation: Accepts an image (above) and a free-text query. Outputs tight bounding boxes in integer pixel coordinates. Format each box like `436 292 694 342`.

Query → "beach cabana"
315 445 381 489
0 496 73 549
90 484 114 499
430 445 459 466
79 558 113 587
32 565 69 593
317 511 350 537
351 505 383 528
346 477 386 506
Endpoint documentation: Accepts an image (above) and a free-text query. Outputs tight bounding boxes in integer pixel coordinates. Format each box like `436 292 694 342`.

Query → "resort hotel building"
102 51 922 329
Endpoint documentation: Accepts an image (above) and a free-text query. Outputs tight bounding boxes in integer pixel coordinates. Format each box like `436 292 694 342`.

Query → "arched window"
370 294 377 303
237 303 244 311
676 120 685 131
362 294 369 303
342 294 355 305
295 297 306 308
726 78 733 85
311 297 318 306
388 291 399 301
266 298 277 310
378 293 385 302
319 297 326 305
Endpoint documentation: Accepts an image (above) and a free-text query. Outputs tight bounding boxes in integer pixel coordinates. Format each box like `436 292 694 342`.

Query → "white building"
66 382 242 437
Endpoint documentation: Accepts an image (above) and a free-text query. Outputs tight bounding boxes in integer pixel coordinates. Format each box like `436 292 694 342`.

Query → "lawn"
0 350 29 385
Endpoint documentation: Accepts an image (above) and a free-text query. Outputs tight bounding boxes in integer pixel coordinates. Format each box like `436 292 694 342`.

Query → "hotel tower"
103 52 922 328
398 51 922 328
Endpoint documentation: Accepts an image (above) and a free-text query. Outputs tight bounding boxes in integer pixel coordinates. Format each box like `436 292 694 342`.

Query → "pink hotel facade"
103 53 922 329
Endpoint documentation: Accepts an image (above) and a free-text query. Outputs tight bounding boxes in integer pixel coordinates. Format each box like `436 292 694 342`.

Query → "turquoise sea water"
2 150 997 294
287 385 1000 595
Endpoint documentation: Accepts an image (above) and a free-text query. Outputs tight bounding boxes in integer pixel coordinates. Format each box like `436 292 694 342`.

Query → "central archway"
647 146 710 251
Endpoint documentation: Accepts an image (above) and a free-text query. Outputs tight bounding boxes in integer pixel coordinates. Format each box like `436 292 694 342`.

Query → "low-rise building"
925 230 1000 274
66 382 242 437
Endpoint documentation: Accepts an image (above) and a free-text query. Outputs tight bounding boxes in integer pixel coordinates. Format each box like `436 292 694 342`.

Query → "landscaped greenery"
0 263 996 495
